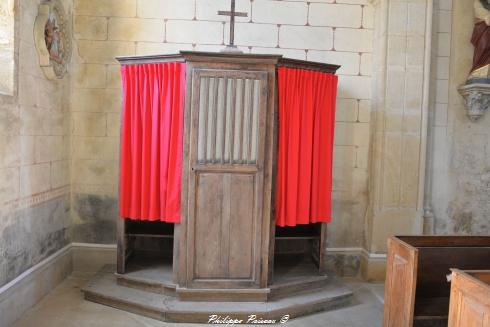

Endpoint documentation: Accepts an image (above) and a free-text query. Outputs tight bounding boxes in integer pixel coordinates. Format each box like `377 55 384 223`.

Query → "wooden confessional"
83 51 352 322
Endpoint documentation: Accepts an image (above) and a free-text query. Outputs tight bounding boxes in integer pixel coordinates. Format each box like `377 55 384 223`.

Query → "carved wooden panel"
383 236 490 327
186 68 269 289
383 237 418 327
448 270 490 327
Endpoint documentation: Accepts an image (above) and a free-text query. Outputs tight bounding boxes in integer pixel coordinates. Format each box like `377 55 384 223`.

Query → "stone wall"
0 0 14 95
1 0 485 284
429 0 490 236
0 0 71 287
356 0 439 281
70 0 374 256
365 0 432 253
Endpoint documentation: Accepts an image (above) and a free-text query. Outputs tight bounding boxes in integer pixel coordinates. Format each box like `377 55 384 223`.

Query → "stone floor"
14 272 384 327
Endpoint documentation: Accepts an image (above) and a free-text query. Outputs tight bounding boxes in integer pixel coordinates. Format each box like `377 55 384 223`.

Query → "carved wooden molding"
34 0 71 80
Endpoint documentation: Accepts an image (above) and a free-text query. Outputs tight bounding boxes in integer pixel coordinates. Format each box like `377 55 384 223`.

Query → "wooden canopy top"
116 51 340 74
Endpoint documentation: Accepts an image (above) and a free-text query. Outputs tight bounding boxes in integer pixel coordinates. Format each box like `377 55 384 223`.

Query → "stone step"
117 270 332 301
269 275 330 300
116 273 177 296
82 269 353 323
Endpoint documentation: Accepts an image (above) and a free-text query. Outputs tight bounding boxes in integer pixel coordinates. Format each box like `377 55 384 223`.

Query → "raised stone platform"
82 265 353 323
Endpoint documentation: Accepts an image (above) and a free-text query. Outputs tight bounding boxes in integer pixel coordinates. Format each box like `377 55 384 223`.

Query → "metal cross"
218 0 248 47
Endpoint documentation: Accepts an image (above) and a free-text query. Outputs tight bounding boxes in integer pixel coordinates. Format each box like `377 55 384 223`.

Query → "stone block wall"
0 0 72 287
70 0 374 257
2 0 486 284
364 0 433 260
428 0 453 232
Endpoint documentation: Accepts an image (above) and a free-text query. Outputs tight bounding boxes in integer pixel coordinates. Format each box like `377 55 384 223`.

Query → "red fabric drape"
119 62 186 223
471 21 490 72
276 67 338 227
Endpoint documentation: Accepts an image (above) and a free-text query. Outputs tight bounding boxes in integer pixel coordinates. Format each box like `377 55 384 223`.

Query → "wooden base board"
83 265 353 323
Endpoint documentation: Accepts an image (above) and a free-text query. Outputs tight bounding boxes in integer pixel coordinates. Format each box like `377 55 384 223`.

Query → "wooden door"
185 67 269 289
448 270 490 327
383 236 418 327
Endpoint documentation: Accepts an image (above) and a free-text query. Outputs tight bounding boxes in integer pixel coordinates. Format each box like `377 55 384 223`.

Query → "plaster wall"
0 0 72 287
0 0 15 95
430 0 490 236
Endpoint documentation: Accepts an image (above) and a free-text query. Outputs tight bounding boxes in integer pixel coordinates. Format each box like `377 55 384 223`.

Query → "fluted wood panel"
197 77 261 164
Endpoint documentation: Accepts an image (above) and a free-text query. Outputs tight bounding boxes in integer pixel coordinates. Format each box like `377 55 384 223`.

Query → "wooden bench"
383 236 490 327
448 269 490 327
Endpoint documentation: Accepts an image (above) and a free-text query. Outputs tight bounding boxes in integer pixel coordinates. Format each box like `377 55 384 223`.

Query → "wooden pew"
448 269 490 327
383 236 490 327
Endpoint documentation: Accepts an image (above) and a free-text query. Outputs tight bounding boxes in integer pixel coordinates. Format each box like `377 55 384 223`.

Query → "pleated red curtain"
276 67 338 227
119 62 186 223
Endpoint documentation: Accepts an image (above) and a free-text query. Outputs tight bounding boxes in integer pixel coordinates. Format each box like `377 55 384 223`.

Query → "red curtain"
276 67 338 227
119 62 186 223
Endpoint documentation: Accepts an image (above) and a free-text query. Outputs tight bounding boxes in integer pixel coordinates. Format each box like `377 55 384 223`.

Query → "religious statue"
459 0 490 121
35 0 71 80
469 0 490 79
44 13 64 64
